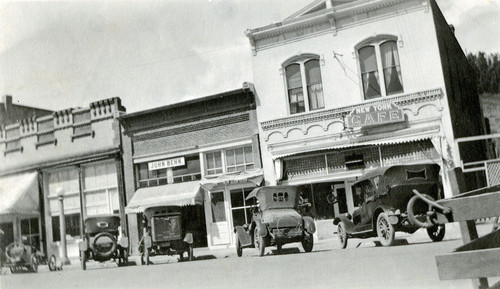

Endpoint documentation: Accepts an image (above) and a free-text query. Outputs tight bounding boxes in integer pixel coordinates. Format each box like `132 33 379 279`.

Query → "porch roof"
0 172 40 216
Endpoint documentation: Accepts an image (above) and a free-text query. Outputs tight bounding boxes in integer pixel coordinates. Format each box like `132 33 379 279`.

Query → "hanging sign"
148 157 185 170
345 103 404 128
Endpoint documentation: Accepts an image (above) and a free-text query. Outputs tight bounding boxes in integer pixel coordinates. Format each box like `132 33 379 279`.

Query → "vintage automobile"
79 214 128 270
138 205 195 265
333 164 446 248
234 186 316 257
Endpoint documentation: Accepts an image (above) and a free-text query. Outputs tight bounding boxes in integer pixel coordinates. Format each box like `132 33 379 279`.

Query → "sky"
0 0 499 114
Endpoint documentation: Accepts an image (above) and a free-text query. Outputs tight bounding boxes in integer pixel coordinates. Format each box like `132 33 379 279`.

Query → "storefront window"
51 213 81 242
226 146 254 173
21 218 40 250
298 182 336 219
206 152 223 175
137 163 168 187
230 188 256 227
172 155 201 183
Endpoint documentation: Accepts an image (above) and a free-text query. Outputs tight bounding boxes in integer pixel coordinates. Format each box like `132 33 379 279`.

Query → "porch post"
57 188 71 265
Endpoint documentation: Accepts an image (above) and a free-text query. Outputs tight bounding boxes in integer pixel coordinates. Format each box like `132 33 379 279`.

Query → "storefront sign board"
345 103 404 128
148 157 185 170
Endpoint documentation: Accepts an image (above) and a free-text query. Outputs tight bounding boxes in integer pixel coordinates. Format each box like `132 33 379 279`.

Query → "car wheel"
48 255 57 271
338 222 348 249
188 245 194 261
302 233 314 253
81 251 87 270
254 228 265 257
236 238 243 257
28 253 38 273
376 213 395 247
427 224 446 242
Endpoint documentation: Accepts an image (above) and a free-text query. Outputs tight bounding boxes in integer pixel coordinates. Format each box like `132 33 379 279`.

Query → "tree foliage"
467 52 500 94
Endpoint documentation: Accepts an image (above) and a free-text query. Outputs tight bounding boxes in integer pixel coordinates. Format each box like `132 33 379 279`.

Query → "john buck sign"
345 103 404 128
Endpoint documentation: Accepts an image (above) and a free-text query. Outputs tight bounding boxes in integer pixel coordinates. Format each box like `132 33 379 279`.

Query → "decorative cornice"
260 88 443 131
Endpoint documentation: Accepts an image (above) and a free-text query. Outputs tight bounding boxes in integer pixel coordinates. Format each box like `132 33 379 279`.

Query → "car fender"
303 216 316 234
118 236 129 248
255 221 268 237
333 216 355 232
183 233 194 244
234 226 252 247
79 239 88 251
372 205 399 226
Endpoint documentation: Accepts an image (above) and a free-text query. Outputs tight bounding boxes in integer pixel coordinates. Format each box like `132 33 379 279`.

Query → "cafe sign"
148 157 185 170
345 103 404 128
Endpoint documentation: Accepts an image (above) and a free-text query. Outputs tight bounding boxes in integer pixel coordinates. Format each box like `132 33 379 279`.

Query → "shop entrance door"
209 191 230 246
333 185 348 217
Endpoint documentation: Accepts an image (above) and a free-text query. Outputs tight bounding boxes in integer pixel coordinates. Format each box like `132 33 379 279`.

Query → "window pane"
230 189 244 208
285 63 302 89
244 146 253 163
289 88 305 114
226 150 235 166
206 153 215 169
359 46 377 73
235 148 244 164
211 192 226 222
173 155 201 176
305 59 324 110
359 46 381 99
381 41 403 95
138 163 148 180
214 152 222 168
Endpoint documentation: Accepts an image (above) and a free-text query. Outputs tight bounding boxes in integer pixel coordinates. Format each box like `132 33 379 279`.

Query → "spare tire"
407 194 435 228
92 232 117 259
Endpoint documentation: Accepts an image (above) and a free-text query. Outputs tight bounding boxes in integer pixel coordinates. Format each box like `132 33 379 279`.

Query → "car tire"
407 194 435 228
254 229 265 257
48 255 57 271
427 224 446 242
302 233 314 253
92 232 117 259
188 245 194 261
338 222 348 249
376 213 395 247
81 251 87 271
236 238 243 257
29 253 38 273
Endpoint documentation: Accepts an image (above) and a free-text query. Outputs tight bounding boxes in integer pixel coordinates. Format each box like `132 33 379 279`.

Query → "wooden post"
447 168 488 289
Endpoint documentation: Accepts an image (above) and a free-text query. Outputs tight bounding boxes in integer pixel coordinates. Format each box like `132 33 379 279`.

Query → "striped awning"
0 172 40 216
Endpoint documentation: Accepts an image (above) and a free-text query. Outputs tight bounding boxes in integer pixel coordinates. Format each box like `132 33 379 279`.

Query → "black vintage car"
234 186 316 257
79 215 129 270
333 164 446 248
139 206 195 265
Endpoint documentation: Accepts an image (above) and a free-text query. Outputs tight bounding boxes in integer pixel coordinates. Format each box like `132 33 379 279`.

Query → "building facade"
245 0 484 238
0 97 127 260
120 83 263 252
1 95 53 126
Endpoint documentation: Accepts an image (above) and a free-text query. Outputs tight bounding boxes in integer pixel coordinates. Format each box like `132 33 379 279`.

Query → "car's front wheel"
376 213 395 247
236 238 243 257
427 224 446 242
338 222 348 249
254 229 265 257
301 233 314 253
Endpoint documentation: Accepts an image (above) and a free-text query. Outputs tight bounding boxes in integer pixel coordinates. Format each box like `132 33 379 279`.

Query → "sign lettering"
148 157 185 170
345 103 404 128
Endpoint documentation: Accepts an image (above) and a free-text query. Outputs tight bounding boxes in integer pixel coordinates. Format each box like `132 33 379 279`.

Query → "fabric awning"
0 172 40 216
199 168 264 191
125 181 202 214
272 126 441 159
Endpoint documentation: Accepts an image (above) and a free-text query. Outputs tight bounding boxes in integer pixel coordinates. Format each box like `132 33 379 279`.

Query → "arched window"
284 56 324 114
358 39 403 100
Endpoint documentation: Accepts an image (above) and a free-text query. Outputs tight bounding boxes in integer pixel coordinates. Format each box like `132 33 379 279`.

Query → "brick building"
119 83 263 252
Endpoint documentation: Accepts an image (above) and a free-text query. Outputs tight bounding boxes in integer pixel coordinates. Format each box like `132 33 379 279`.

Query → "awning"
199 168 264 191
0 172 40 216
125 181 202 214
271 126 441 159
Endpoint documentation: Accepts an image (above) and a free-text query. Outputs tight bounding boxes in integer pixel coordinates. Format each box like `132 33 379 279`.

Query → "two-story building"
245 0 485 238
0 97 127 260
119 83 263 252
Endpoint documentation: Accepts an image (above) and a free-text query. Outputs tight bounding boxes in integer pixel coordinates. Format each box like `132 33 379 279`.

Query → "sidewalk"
35 222 497 272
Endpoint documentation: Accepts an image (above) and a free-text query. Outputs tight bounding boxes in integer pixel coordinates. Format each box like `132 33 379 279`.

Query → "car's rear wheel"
29 253 38 273
81 251 87 271
302 233 314 253
236 238 243 257
376 213 395 247
188 244 194 261
427 224 446 242
254 229 265 257
338 222 348 249
48 255 57 271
